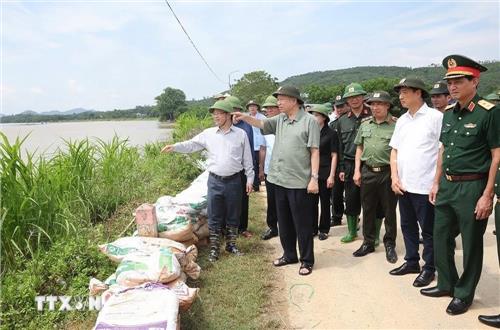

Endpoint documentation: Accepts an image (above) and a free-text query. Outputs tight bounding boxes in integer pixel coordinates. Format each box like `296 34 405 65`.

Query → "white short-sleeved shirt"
389 103 443 194
251 112 266 151
263 134 275 175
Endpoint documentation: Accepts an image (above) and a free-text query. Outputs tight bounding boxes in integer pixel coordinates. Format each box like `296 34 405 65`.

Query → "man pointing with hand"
233 85 320 276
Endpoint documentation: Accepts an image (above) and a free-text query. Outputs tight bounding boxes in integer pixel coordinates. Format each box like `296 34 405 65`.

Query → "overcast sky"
1 0 499 114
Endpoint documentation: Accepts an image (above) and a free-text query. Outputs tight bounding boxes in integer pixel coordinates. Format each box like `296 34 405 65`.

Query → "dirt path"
261 189 500 329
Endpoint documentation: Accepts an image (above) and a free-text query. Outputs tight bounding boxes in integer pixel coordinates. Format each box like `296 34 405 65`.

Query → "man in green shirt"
421 54 500 316
337 83 373 243
234 86 320 276
352 91 398 263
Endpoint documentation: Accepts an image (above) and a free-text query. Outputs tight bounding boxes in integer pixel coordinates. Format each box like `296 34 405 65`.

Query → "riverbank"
0 113 210 328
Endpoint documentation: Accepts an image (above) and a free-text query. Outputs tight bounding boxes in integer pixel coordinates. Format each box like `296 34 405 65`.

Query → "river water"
0 120 172 157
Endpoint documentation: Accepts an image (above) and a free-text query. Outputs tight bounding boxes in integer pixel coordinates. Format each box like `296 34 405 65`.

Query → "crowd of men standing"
163 54 499 327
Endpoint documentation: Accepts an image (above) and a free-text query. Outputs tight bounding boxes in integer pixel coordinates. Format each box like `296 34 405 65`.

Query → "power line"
163 0 225 85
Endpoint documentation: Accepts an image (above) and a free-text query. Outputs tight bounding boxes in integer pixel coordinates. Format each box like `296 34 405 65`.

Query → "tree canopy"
231 71 279 106
155 87 187 121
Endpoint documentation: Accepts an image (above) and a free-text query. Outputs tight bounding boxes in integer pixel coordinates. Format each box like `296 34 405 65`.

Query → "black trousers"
399 192 435 271
253 150 260 190
238 171 250 232
360 166 397 246
274 184 315 265
313 179 332 234
343 160 361 216
207 174 242 231
331 170 345 220
265 176 278 233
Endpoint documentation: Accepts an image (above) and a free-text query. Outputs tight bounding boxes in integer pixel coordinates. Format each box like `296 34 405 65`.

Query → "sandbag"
165 279 199 312
192 216 209 239
93 283 179 330
135 203 158 237
115 248 181 287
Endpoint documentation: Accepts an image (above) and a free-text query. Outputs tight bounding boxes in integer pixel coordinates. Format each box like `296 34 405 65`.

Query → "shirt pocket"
455 127 479 148
361 129 372 138
230 144 243 160
440 125 452 144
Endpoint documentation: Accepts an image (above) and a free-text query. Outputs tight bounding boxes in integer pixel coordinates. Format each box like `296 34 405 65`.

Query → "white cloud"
29 87 44 95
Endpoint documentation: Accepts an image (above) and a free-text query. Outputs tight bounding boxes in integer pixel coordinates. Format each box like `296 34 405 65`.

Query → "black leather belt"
209 172 240 181
364 164 390 173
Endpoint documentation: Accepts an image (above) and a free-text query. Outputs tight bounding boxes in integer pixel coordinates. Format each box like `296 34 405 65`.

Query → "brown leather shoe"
240 230 253 238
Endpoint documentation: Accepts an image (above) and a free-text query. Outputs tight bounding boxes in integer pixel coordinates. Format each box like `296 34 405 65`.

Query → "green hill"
281 61 500 96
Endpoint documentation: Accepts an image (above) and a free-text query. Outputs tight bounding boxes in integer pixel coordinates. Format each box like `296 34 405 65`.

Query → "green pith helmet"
308 104 330 123
323 102 332 109
225 95 244 110
394 77 429 98
262 95 278 107
209 100 234 114
213 93 225 100
246 100 261 110
366 91 393 106
484 93 500 101
430 80 449 95
333 95 346 106
343 83 367 99
273 85 304 104
442 54 488 80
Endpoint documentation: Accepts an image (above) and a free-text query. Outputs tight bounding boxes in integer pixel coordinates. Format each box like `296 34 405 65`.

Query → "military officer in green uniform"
329 95 349 226
337 83 372 243
352 91 398 263
430 80 452 112
421 55 500 316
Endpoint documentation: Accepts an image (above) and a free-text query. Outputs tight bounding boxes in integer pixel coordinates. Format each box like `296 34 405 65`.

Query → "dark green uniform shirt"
337 107 371 171
440 94 499 174
354 115 397 167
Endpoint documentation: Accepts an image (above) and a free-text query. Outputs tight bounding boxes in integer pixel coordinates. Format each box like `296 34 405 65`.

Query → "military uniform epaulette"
361 116 372 123
477 99 495 111
445 103 457 111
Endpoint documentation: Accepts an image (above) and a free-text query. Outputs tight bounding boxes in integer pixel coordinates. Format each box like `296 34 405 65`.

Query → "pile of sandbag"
91 170 211 329
135 170 210 244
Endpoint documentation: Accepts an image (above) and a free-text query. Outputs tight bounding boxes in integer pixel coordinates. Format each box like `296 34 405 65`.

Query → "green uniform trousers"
434 176 488 303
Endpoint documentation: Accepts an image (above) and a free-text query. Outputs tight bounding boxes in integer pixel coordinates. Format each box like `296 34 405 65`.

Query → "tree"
231 71 279 105
155 87 187 121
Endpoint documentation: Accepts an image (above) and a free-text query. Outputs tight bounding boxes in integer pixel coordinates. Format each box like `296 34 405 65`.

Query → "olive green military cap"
225 95 244 110
308 103 330 123
333 95 346 106
366 91 393 106
442 54 488 80
262 95 278 107
430 80 449 95
209 100 234 113
394 77 429 98
246 100 261 109
273 85 304 104
485 93 500 101
343 83 367 99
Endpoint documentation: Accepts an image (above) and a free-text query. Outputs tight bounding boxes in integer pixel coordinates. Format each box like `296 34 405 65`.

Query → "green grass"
180 193 283 330
0 112 282 329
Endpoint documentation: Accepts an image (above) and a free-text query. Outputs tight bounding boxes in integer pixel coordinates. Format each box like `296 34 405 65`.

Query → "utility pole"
228 70 239 91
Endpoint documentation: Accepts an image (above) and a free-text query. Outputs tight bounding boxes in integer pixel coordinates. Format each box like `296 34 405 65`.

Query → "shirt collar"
369 114 393 124
216 125 236 134
455 93 480 113
284 108 306 123
403 102 429 119
347 106 371 118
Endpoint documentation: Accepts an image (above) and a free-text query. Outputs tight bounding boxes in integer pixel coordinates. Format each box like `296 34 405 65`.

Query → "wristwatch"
311 173 319 180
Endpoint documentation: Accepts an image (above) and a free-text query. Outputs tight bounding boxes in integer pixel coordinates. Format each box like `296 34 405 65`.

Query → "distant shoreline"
1 118 176 128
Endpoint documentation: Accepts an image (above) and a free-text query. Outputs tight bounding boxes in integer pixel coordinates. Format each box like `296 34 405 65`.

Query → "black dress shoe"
318 232 328 240
478 314 500 328
413 269 435 287
420 286 452 297
261 228 278 240
353 243 375 257
446 297 472 315
385 245 398 264
389 262 420 276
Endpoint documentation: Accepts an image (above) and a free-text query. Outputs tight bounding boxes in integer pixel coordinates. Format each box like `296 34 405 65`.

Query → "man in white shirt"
388 77 443 288
161 100 254 262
